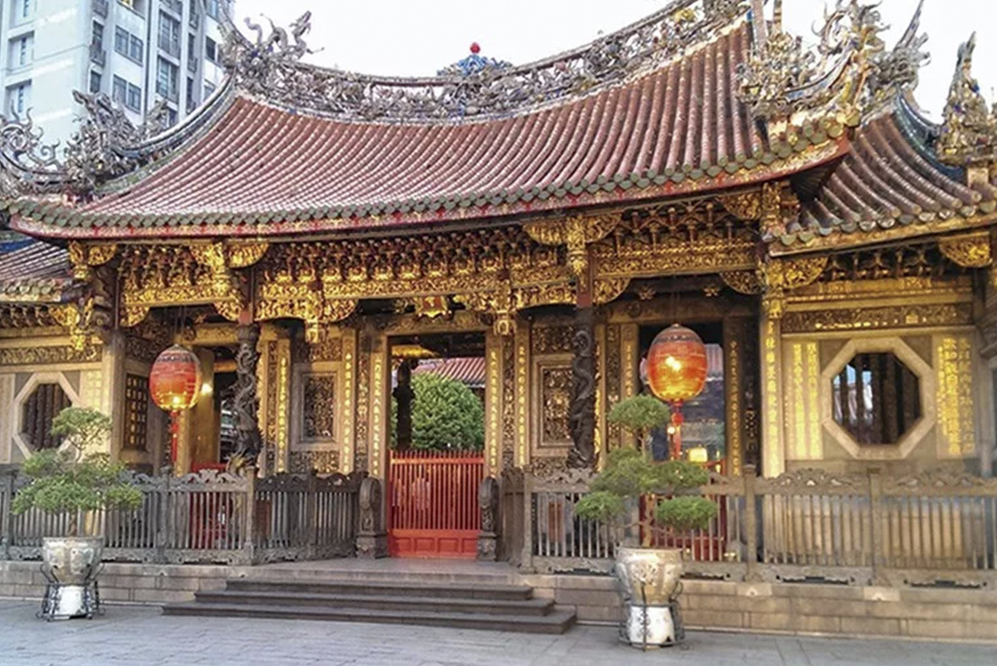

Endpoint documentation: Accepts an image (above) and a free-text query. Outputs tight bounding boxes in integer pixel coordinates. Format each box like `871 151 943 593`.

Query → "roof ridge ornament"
938 32 997 179
738 0 927 132
437 43 513 77
0 89 182 201
222 0 750 122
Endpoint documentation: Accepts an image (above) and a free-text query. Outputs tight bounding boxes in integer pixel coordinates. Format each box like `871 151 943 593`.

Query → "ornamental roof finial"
938 32 997 174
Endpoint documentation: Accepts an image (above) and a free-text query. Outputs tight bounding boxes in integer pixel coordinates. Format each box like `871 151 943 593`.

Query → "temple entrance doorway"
386 332 486 558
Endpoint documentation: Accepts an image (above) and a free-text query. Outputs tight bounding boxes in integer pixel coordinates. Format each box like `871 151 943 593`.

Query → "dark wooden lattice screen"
124 374 150 451
21 383 71 450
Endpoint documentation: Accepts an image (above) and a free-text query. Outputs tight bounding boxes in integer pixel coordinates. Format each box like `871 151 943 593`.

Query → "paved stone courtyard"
0 600 993 665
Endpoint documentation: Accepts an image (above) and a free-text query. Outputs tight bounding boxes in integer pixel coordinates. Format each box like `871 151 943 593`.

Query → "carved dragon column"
234 321 263 465
523 214 618 470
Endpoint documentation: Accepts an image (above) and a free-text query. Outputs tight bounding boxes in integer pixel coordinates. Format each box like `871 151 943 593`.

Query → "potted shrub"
575 394 717 649
11 407 143 619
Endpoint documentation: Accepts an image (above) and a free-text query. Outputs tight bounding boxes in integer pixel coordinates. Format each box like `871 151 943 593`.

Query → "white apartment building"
0 0 231 148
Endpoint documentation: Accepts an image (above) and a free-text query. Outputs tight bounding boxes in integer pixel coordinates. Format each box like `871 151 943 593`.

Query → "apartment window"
156 57 178 101
12 35 33 68
206 0 220 19
126 83 142 112
186 76 195 102
21 0 32 19
112 75 127 105
166 108 177 127
204 81 216 98
114 27 128 56
130 35 143 63
89 70 102 94
115 27 144 64
92 21 104 49
205 37 217 64
158 12 180 58
187 34 196 62
8 83 31 117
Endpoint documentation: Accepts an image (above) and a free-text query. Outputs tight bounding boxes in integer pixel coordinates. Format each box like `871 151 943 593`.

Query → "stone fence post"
743 465 760 581
356 477 388 558
477 476 500 561
242 469 257 565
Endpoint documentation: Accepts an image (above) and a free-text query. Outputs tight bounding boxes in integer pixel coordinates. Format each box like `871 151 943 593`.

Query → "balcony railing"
89 44 106 67
93 0 109 18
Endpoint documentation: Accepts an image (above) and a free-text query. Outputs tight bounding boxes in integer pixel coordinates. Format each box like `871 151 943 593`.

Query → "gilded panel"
300 372 336 443
340 332 357 474
782 304 974 333
289 450 339 475
485 335 502 474
514 325 529 467
532 359 573 455
605 324 623 451
935 334 977 459
761 318 784 477
783 340 822 461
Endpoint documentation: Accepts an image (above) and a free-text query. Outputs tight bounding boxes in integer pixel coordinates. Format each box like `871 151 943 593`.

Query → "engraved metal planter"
614 546 684 648
41 536 103 619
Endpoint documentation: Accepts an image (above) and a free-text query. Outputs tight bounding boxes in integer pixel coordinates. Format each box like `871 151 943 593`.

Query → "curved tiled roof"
781 100 997 250
0 233 73 303
412 357 486 388
8 21 847 239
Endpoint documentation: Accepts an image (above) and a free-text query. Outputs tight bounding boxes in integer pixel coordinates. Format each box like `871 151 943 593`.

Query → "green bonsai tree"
575 395 717 546
391 373 485 450
11 407 143 537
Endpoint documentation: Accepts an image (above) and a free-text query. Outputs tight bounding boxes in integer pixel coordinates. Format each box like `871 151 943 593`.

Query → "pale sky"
232 0 997 120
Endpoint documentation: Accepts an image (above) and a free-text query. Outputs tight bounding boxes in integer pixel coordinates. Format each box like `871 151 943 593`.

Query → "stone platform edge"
3 561 997 642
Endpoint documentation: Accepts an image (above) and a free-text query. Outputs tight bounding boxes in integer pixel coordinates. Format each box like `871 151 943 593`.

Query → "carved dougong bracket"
938 232 992 268
523 214 619 284
68 242 117 282
757 255 829 319
50 297 96 351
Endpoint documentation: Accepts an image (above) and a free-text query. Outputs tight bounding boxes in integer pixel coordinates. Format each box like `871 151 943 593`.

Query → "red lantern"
645 325 708 460
150 345 202 466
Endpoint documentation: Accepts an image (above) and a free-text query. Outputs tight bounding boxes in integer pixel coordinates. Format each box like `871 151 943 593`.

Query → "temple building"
1 0 996 545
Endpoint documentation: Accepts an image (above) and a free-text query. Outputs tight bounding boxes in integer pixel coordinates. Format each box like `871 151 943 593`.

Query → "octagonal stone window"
20 382 71 451
831 353 921 445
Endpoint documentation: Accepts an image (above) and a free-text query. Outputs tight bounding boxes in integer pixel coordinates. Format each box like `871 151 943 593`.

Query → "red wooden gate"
387 449 484 558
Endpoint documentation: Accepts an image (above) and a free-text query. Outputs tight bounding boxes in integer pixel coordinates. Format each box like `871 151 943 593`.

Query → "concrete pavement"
0 600 992 665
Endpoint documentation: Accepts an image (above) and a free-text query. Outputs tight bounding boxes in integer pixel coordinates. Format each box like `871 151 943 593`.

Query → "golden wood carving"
0 304 58 329
226 242 270 269
118 245 245 327
720 271 762 295
938 232 992 268
593 202 757 279
782 303 974 333
522 214 619 279
68 242 117 281
757 255 829 319
718 190 762 220
49 299 95 351
0 343 102 366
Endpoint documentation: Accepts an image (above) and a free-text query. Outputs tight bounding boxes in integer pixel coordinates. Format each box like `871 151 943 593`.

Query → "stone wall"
4 561 997 641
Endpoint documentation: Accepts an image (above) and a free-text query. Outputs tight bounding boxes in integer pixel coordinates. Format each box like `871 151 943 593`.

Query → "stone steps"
162 577 576 634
